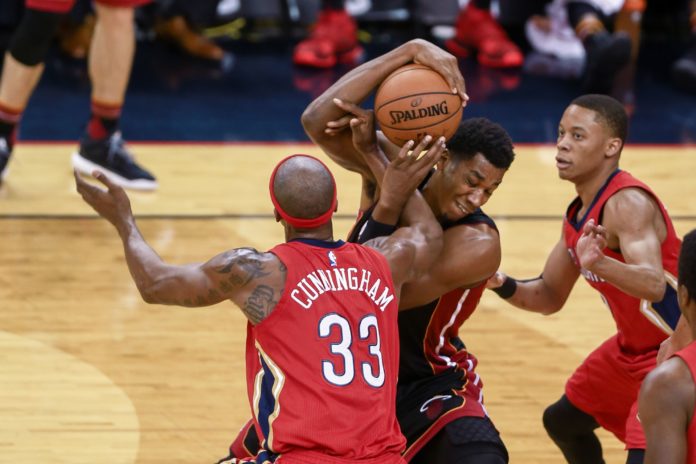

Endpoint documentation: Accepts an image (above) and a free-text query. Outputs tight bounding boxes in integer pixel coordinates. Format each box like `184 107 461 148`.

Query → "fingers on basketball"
374 64 463 147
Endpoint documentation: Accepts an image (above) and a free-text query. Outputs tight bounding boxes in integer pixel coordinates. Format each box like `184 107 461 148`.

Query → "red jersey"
563 170 682 354
673 342 696 463
245 239 406 464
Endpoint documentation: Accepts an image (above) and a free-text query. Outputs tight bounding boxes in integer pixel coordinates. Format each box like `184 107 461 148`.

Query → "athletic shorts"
408 417 508 464
26 0 150 14
565 334 657 449
226 419 259 461
396 368 505 461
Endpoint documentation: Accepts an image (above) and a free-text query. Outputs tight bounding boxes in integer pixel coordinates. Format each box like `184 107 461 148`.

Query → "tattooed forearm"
243 285 277 324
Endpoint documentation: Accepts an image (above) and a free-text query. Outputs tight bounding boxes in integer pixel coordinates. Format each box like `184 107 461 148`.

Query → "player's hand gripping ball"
374 63 463 146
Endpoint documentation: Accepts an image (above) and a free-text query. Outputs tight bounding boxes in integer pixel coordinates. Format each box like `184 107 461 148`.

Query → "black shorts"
397 370 507 462
409 416 508 464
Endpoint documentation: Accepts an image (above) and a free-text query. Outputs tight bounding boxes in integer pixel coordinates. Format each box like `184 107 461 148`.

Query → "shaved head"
271 155 335 220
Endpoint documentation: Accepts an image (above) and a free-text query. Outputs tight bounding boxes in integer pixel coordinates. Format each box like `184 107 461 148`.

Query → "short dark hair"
446 117 515 169
679 229 696 303
570 94 628 145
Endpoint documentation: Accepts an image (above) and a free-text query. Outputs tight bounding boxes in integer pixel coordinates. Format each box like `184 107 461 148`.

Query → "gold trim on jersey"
638 270 679 336
253 341 286 452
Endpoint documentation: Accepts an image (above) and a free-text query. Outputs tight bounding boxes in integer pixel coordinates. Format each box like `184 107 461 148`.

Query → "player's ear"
605 137 622 158
273 209 282 222
436 149 449 170
679 283 691 309
334 200 338 213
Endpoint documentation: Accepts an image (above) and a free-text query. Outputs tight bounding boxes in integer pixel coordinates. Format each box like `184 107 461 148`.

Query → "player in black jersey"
222 39 516 464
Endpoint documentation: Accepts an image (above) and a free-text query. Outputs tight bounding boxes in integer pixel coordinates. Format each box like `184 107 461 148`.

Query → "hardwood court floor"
1 143 695 463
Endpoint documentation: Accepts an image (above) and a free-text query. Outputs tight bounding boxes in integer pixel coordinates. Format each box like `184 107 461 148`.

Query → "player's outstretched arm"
639 358 692 464
487 236 580 315
301 39 465 178
75 170 284 323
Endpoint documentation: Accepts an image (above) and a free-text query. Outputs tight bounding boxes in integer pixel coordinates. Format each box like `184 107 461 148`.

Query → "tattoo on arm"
243 285 277 324
216 249 271 287
174 248 280 308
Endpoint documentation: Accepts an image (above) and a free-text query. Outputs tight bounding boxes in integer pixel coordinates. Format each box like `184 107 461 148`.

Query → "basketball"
374 63 463 146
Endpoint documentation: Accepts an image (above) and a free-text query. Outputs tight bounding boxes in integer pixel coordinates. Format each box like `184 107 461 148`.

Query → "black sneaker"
0 135 12 184
582 31 632 94
71 131 157 191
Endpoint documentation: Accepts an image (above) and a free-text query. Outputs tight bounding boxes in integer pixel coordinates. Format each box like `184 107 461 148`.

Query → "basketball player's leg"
543 394 605 463
71 0 157 190
0 2 70 179
89 2 135 106
409 417 508 464
546 335 645 463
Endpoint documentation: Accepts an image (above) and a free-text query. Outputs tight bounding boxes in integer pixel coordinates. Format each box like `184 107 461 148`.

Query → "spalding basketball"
374 64 463 146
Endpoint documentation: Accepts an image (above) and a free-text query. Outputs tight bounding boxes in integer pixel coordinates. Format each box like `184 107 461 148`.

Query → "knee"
543 396 598 440
542 401 566 439
8 9 62 66
94 2 134 28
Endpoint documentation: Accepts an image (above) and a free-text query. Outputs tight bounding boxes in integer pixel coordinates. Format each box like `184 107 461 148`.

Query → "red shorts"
26 0 150 14
565 334 657 449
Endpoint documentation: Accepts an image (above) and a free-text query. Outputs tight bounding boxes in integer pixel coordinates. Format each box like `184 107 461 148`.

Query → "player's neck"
285 223 334 242
574 164 618 208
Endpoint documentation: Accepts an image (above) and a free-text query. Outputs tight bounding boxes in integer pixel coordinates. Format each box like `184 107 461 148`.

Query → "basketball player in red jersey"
74 142 445 463
639 228 696 464
225 39 514 464
220 39 515 464
0 0 156 190
487 94 686 464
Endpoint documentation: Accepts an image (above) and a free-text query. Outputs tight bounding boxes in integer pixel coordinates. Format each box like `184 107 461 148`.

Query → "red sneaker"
293 9 363 68
445 4 523 69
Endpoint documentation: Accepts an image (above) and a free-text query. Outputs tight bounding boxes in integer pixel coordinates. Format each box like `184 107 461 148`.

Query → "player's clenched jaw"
423 153 506 223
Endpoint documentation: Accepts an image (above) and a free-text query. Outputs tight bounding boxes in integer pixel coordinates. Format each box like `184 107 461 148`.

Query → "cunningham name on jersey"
290 267 395 311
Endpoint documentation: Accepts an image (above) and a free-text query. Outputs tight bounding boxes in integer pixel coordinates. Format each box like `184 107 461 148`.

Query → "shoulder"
444 222 500 251
641 356 694 409
603 187 661 231
440 222 501 283
208 247 283 284
213 247 278 267
605 187 658 217
365 235 415 261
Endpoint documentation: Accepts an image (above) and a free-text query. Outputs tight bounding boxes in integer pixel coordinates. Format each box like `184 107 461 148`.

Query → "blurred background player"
0 0 157 190
672 0 696 93
292 0 362 68
487 94 684 464
639 228 696 464
446 0 524 69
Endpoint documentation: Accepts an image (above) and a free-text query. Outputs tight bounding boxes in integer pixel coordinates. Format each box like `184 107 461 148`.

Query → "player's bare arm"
301 39 464 179
584 187 668 301
398 223 499 309
489 235 581 314
75 170 285 324
639 357 692 463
